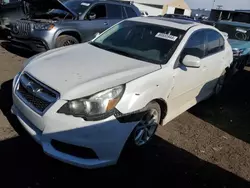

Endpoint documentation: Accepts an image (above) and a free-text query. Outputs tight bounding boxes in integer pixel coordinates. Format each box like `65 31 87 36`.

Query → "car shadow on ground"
0 80 250 188
0 29 10 40
189 69 250 144
0 41 35 58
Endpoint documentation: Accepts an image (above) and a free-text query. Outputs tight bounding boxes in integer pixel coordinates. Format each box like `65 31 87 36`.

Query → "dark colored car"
9 0 140 52
215 20 250 71
163 14 199 22
0 0 23 30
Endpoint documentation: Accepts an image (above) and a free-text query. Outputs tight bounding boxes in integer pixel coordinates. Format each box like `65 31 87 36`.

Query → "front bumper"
10 37 49 53
12 81 137 168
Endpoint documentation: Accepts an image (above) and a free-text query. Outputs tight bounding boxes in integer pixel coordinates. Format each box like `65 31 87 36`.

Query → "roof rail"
107 0 134 5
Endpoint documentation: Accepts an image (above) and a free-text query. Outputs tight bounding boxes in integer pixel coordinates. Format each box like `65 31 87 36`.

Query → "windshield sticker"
236 28 247 34
81 2 90 6
155 32 178 41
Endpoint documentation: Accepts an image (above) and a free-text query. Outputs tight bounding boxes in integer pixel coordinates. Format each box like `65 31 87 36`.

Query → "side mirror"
88 12 96 20
91 32 100 41
182 55 201 68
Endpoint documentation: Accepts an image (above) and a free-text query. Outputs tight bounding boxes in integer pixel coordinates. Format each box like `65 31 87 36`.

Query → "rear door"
202 29 227 92
106 3 124 26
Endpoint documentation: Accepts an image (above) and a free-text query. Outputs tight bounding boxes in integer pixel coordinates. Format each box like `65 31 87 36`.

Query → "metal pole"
212 0 215 9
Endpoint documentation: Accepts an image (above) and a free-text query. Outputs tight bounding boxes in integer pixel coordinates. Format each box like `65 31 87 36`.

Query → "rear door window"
125 7 137 18
107 4 122 19
206 29 225 56
182 30 206 59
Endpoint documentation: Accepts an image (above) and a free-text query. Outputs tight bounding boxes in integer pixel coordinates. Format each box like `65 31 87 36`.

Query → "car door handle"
104 22 108 26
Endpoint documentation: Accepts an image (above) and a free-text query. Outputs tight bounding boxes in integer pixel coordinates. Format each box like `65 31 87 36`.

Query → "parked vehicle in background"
200 19 216 26
140 10 148 17
215 20 250 71
163 14 199 22
12 17 233 169
0 0 50 31
0 0 23 36
10 0 140 52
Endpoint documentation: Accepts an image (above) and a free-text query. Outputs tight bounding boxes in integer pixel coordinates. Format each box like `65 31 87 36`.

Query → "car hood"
228 39 250 49
24 0 77 18
24 43 161 100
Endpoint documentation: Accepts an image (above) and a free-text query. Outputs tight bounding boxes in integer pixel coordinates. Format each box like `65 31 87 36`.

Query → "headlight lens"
233 48 244 57
34 23 54 30
58 85 125 120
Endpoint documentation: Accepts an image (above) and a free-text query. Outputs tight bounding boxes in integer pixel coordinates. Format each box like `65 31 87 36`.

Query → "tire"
126 101 161 149
55 35 79 48
214 70 227 96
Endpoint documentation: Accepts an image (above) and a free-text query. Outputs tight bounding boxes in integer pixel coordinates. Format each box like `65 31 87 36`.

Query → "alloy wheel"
134 109 159 146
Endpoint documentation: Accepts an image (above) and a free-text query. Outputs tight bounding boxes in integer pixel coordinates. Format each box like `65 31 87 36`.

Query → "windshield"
49 0 92 16
90 21 185 64
216 23 250 41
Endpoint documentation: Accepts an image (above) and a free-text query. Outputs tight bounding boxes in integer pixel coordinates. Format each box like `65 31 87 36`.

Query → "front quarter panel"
116 68 174 114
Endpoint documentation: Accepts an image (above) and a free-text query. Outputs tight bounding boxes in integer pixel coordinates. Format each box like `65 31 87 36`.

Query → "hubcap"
134 109 159 146
63 40 76 46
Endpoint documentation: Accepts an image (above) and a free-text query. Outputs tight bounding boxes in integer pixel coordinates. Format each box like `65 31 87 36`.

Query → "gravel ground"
0 42 249 188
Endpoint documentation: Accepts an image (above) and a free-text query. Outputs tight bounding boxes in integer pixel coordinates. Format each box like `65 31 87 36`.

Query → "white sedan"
12 16 233 168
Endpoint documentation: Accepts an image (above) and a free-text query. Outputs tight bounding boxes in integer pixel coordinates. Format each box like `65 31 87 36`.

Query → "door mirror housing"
88 12 96 20
91 32 100 41
182 55 201 68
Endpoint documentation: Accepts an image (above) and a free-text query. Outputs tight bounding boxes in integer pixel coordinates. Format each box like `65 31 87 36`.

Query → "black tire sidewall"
214 70 227 96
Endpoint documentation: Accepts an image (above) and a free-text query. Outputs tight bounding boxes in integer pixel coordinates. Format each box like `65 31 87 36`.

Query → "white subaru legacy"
12 17 233 168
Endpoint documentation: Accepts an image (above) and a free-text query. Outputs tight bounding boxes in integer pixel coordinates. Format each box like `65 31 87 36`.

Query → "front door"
168 30 208 113
80 3 110 42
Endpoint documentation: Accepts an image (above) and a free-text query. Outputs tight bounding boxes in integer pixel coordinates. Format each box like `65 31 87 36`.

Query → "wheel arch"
53 29 83 47
151 98 168 125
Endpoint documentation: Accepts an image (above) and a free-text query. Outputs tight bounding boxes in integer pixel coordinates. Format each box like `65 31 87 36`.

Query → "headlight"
34 23 54 30
233 48 245 57
58 85 125 120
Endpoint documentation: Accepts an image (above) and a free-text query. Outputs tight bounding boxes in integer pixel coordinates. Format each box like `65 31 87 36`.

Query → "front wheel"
118 102 162 164
55 35 79 48
128 102 161 148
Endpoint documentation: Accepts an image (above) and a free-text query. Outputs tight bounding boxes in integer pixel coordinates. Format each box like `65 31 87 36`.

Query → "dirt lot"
0 42 249 188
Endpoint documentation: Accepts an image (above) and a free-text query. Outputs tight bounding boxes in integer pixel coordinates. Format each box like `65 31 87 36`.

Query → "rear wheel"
214 70 227 95
55 35 79 48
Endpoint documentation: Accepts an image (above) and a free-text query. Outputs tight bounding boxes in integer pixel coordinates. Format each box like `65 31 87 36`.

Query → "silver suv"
10 0 140 52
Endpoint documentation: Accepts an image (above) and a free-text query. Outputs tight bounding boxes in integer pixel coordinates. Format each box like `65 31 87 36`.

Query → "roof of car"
217 20 250 27
128 16 201 30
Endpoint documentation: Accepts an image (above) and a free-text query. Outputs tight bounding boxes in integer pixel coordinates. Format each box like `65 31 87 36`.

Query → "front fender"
52 29 83 48
116 69 174 114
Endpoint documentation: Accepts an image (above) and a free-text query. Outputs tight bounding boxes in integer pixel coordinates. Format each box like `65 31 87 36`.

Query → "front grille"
18 83 51 112
12 21 31 36
16 73 59 115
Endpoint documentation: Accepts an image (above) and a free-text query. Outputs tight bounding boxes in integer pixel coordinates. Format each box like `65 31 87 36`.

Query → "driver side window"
85 4 107 20
181 30 206 59
174 30 206 68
